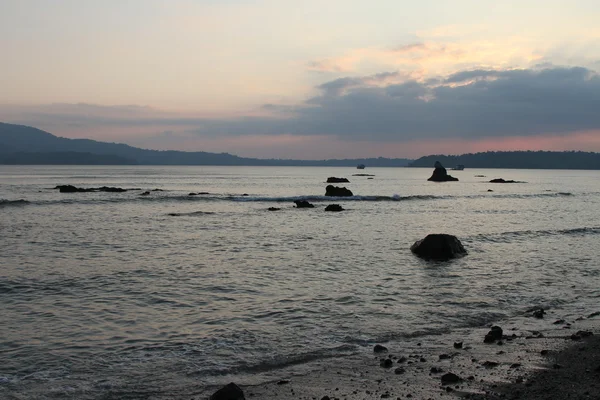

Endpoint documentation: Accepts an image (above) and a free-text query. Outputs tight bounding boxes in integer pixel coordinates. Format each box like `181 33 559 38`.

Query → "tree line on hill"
408 151 600 170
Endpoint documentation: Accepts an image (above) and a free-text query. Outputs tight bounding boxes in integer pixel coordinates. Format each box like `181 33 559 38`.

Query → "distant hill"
0 122 411 166
408 151 600 170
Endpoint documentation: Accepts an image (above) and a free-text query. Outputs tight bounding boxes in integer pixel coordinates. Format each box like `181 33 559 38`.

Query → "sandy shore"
195 309 600 400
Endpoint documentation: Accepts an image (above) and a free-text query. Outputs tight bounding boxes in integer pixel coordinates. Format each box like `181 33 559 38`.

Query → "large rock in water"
327 177 350 183
410 234 467 260
428 161 458 182
325 185 353 196
210 382 245 400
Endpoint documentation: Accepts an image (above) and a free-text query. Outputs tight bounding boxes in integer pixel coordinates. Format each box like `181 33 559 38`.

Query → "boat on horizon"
357 164 366 169
451 164 465 171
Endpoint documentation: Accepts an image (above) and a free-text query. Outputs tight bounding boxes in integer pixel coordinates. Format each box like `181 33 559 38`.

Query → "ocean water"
1 165 600 399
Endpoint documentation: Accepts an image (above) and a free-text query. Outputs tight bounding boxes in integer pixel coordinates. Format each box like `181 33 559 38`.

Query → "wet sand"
196 310 600 400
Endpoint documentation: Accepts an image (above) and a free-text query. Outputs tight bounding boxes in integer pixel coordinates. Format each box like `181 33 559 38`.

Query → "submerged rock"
410 234 467 260
267 207 281 211
326 177 350 183
325 185 353 197
489 178 523 183
210 382 245 400
325 204 344 212
140 191 150 196
294 200 314 208
374 344 388 353
427 161 458 182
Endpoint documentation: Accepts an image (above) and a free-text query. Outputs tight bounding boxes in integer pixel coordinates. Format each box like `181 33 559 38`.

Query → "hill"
0 122 411 166
408 151 600 170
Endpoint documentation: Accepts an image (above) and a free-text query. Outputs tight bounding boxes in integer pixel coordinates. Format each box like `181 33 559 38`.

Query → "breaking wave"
0 199 30 208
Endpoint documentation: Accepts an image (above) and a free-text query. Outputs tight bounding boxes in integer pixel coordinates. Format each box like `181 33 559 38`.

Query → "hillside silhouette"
0 122 410 166
409 151 600 170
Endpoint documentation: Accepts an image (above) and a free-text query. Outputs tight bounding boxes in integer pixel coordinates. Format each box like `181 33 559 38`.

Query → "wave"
2 190 584 209
472 226 600 243
230 194 442 202
167 211 216 217
0 199 30 208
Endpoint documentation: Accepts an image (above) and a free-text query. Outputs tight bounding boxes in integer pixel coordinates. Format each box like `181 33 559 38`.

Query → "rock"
55 185 129 193
277 379 290 385
325 185 353 197
410 234 467 260
374 344 388 353
380 359 393 368
430 367 443 373
56 185 80 193
394 367 406 374
294 200 315 208
427 161 458 182
487 189 494 192
489 178 523 183
352 173 375 177
140 191 150 196
510 363 522 369
326 177 350 183
533 308 546 319
439 354 450 360
441 372 461 385
453 342 463 349
267 207 281 211
325 204 344 212
482 361 499 368
321 397 331 400
98 186 128 193
210 382 245 400
484 326 503 343
576 330 594 337
189 192 198 196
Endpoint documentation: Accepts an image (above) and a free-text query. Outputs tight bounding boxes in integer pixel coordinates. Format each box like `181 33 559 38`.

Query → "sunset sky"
1 0 600 159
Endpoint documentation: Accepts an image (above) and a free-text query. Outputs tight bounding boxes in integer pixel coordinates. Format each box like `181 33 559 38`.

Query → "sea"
1 165 599 399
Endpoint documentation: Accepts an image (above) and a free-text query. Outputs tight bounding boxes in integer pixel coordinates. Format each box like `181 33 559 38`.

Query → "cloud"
2 66 600 157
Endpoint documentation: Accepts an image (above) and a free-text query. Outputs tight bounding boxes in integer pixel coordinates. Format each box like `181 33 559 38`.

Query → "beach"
200 311 600 400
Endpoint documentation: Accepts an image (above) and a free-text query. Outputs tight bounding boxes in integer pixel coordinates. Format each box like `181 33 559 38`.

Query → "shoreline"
196 310 600 400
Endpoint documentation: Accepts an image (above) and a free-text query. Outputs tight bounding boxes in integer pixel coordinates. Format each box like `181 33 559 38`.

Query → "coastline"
196 310 600 400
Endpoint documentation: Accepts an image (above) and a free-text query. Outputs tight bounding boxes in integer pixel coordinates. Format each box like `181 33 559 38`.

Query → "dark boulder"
325 185 353 197
140 191 150 196
326 177 350 183
325 204 344 212
268 207 281 211
294 200 314 208
210 382 245 400
410 234 467 260
484 326 503 343
373 344 388 353
428 161 458 182
441 372 461 385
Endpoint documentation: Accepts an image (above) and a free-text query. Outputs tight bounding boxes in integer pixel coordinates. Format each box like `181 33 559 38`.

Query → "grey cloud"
2 66 600 142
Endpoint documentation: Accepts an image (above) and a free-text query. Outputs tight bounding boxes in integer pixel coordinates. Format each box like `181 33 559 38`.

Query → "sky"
1 0 600 159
